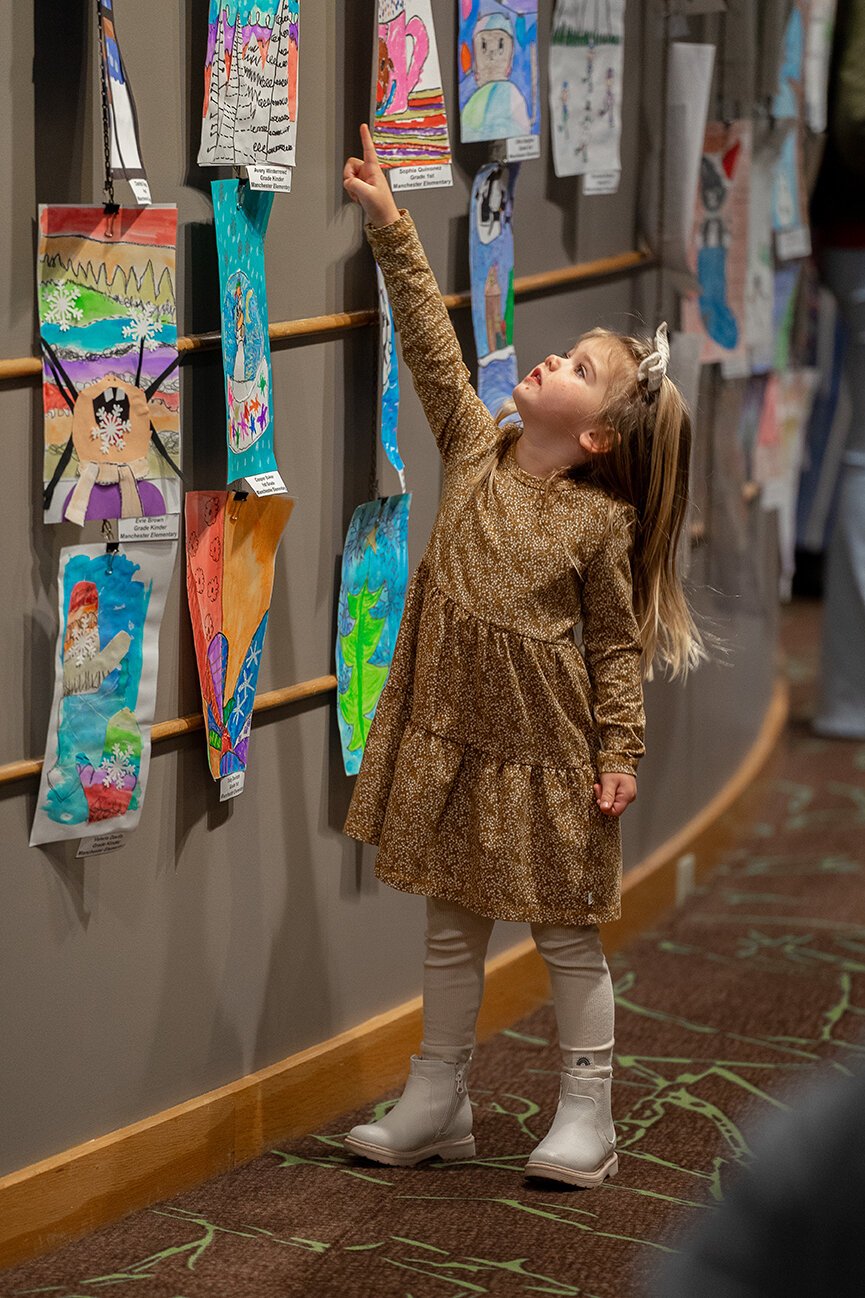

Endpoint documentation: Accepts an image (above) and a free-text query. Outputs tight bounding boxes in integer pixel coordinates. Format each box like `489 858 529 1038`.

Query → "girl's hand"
343 123 401 229
594 773 637 817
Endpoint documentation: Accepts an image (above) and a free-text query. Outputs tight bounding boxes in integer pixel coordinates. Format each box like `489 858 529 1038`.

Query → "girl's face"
513 337 615 465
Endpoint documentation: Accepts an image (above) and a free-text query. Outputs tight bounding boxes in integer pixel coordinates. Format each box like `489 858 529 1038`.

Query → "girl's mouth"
528 367 542 386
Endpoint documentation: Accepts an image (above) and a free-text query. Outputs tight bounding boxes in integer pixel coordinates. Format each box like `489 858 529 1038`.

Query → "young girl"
340 125 703 1188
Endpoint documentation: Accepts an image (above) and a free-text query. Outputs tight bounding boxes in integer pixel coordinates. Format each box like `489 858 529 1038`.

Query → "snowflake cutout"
90 402 131 456
69 623 98 667
44 282 84 332
99 743 135 789
122 302 161 350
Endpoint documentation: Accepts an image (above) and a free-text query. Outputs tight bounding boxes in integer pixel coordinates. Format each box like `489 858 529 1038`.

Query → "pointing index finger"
360 122 378 163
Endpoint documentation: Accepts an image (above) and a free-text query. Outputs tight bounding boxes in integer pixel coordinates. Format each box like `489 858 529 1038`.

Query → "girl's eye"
575 363 586 379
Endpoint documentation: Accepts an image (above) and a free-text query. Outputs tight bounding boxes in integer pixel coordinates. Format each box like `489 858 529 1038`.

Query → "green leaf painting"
335 494 411 776
338 582 390 756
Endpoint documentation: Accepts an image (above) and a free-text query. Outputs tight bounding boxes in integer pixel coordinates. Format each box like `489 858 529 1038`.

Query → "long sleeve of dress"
365 210 497 466
580 506 646 777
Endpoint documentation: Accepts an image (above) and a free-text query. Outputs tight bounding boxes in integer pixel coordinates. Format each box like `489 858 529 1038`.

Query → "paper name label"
389 163 454 192
247 165 293 192
506 135 541 161
220 771 246 801
583 170 621 195
118 514 181 542
775 226 812 261
77 831 126 858
129 178 152 206
245 471 288 497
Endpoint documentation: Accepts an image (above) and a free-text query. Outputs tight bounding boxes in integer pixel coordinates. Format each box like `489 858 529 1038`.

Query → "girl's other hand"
593 773 637 817
343 123 401 229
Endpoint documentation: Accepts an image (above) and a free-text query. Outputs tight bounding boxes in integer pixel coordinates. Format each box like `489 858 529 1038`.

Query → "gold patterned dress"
344 212 645 926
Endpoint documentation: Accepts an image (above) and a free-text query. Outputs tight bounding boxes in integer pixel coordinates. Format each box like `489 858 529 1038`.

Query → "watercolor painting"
376 263 405 491
98 0 150 202
548 0 625 177
470 162 519 415
38 206 181 525
458 0 540 143
185 491 293 781
373 0 451 172
212 180 282 486
199 0 300 169
30 542 175 847
336 493 411 775
682 120 752 365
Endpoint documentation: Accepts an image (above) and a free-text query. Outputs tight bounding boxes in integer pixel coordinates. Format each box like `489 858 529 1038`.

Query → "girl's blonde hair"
475 326 706 680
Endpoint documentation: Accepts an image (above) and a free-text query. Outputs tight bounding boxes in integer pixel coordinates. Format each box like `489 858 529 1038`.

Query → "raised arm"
580 505 646 779
344 125 496 465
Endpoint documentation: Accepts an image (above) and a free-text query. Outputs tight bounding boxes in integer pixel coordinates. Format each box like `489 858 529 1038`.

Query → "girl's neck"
512 428 586 478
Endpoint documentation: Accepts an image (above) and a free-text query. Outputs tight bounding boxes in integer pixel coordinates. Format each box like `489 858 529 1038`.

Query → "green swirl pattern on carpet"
5 603 865 1298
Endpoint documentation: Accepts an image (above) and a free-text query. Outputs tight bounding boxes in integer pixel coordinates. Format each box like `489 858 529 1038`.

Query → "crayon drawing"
682 120 752 365
98 0 150 203
458 0 540 143
185 492 293 780
336 494 411 775
199 1 300 170
38 206 181 525
30 542 175 847
470 162 519 415
548 0 625 178
376 263 405 491
213 180 281 485
373 0 451 171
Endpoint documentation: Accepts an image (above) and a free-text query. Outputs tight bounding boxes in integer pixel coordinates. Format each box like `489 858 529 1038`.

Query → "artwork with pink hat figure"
458 0 539 144
38 205 181 525
682 120 753 366
30 542 175 847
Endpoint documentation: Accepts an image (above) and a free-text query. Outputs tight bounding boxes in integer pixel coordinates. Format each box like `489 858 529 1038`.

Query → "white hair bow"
637 322 670 393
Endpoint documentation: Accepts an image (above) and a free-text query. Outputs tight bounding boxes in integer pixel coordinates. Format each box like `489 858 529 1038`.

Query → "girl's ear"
578 426 615 456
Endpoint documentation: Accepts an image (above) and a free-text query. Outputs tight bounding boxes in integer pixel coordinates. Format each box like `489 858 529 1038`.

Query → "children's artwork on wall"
744 142 777 375
681 121 752 366
336 494 411 775
185 492 293 784
804 0 837 133
199 1 300 172
213 181 283 491
755 368 820 598
470 162 519 415
376 264 405 491
30 542 175 847
772 0 806 121
458 0 540 143
97 1 151 205
657 42 715 276
548 0 625 178
373 0 452 188
772 126 811 261
38 206 181 526
773 264 802 371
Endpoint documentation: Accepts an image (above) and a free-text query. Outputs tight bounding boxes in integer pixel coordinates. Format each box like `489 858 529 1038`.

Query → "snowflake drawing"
122 302 161 350
90 402 131 456
70 622 98 667
99 743 135 789
44 282 84 332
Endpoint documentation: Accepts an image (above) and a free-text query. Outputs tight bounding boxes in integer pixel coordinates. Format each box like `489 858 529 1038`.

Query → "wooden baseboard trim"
0 677 788 1271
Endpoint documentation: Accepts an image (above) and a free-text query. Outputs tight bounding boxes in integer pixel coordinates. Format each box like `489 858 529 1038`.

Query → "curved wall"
0 1 777 1176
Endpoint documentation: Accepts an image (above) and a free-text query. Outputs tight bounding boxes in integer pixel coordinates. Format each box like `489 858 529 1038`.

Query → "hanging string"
653 0 671 327
97 2 118 213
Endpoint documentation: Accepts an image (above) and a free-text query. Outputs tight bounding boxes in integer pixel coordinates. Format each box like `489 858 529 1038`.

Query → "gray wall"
0 1 776 1176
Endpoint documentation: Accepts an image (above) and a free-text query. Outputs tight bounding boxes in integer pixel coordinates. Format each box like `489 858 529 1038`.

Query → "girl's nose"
545 354 560 370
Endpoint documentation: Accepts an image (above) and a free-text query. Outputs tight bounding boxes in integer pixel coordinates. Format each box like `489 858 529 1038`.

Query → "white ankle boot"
525 1066 618 1187
343 1055 475 1167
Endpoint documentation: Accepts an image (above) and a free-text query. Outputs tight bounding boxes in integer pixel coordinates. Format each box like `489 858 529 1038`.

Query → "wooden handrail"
0 675 337 788
0 248 655 383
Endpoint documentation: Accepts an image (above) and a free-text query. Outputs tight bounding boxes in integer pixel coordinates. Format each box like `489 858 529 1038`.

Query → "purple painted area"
207 633 228 718
206 22 218 64
241 22 274 44
52 352 179 393
222 12 237 55
62 480 167 522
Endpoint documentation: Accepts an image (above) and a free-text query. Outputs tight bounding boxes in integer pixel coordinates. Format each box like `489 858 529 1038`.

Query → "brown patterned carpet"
4 600 865 1298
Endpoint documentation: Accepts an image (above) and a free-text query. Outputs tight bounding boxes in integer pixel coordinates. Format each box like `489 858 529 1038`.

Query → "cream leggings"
421 897 615 1071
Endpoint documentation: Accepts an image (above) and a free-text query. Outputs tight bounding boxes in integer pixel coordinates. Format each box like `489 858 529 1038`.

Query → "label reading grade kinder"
76 831 126 858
